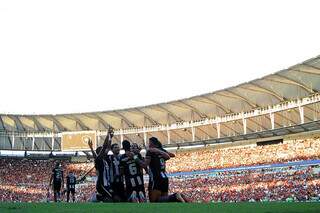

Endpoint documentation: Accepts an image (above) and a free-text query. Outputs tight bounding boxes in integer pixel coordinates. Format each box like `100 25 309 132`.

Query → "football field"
0 202 319 213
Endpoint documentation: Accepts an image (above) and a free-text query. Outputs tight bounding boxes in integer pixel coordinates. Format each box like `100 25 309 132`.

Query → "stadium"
1 55 320 212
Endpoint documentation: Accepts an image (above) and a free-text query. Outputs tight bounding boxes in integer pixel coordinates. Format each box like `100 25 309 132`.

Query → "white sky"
0 0 320 115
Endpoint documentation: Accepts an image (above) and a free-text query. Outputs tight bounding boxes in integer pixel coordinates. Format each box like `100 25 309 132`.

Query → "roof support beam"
157 105 184 123
83 114 111 129
133 108 169 142
264 74 315 94
274 111 304 129
29 117 49 150
275 73 318 93
134 108 160 125
168 129 194 144
291 66 320 75
9 116 50 149
181 100 208 118
112 111 137 128
112 111 145 142
227 90 259 107
8 116 43 150
163 102 213 140
217 91 257 108
169 101 208 119
0 116 7 131
47 116 67 132
220 121 243 136
157 105 200 141
0 116 12 148
194 97 263 134
8 116 26 132
245 83 286 101
194 97 230 114
64 115 91 131
30 117 46 132
302 63 320 71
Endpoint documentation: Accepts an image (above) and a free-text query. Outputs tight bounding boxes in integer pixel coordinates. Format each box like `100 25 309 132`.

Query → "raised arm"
88 139 97 160
97 128 113 159
77 166 95 183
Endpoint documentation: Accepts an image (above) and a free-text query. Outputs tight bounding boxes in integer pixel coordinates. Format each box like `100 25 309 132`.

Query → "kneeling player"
49 162 64 202
120 140 146 202
146 137 189 203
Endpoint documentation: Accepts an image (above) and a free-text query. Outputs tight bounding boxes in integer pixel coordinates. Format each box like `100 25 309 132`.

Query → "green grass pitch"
0 202 320 213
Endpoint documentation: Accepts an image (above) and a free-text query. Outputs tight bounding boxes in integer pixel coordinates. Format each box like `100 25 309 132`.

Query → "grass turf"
0 202 319 213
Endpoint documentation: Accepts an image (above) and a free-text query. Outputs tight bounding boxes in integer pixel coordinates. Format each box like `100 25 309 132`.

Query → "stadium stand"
1 55 320 203
1 137 320 202
170 165 320 202
166 138 320 173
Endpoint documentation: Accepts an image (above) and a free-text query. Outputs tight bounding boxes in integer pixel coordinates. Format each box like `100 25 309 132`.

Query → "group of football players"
89 128 189 203
49 127 189 203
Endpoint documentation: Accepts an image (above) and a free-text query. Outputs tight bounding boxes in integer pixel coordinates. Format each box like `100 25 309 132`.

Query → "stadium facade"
0 55 320 152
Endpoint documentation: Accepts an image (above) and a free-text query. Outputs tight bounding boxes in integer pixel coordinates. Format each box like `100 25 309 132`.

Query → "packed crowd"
166 138 320 173
0 159 94 185
1 165 319 203
170 166 320 202
0 138 320 202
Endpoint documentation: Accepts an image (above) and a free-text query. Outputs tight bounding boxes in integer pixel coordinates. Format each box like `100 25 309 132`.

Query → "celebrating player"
109 143 126 202
88 127 114 202
120 140 147 202
49 162 64 202
146 137 188 202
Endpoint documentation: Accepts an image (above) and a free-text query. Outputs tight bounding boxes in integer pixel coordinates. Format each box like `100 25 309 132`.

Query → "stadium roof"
1 55 320 144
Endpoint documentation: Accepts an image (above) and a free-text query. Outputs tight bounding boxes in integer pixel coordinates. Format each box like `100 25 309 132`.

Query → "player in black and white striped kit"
66 171 77 202
88 128 114 202
109 143 126 202
120 140 146 202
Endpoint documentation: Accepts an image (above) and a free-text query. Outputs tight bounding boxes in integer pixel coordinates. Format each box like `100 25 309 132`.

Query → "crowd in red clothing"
166 138 320 173
170 166 320 202
0 138 320 202
1 164 319 203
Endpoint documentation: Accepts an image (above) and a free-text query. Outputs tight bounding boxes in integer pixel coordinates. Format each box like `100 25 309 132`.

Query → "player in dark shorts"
120 140 147 202
109 143 126 202
49 162 64 202
88 128 114 202
66 171 77 202
146 137 189 202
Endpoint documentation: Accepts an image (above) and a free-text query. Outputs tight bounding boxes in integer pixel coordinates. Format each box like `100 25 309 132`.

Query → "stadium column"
242 118 247 135
120 129 124 143
12 132 15 149
51 135 54 151
216 123 221 138
143 127 147 147
191 126 195 142
32 136 35 151
299 106 305 124
270 112 275 130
